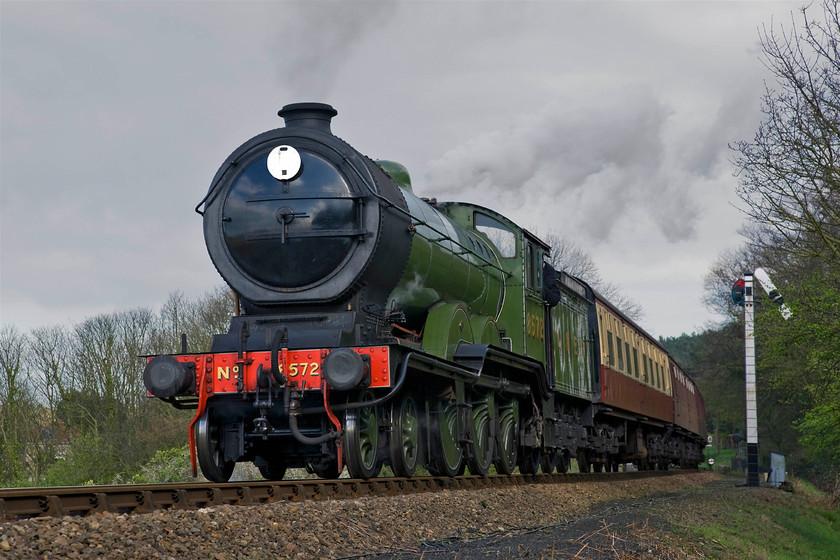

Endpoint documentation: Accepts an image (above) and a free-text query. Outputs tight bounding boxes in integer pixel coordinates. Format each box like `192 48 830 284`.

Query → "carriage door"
524 237 551 382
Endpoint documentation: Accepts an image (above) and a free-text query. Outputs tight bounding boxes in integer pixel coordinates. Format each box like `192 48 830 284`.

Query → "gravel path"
363 479 725 559
0 472 718 559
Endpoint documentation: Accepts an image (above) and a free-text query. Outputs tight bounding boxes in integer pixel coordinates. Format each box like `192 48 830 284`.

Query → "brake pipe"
188 367 213 477
322 380 343 470
288 396 337 446
297 352 412 415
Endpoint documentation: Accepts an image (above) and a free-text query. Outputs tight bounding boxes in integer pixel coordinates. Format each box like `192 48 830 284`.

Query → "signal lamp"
731 278 746 306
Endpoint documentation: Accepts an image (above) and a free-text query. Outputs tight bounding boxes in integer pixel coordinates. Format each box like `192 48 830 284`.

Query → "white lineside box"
769 452 786 487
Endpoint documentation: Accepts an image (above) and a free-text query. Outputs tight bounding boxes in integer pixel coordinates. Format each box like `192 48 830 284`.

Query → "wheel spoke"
494 399 518 475
428 397 463 476
390 395 420 477
442 401 461 468
468 397 493 475
360 407 377 467
345 391 381 479
401 401 418 463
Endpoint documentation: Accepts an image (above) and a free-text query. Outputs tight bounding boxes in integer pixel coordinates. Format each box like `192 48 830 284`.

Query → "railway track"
0 469 693 520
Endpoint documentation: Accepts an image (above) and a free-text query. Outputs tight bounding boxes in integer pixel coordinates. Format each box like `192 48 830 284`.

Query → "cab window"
475 213 516 258
525 242 542 290
526 244 535 287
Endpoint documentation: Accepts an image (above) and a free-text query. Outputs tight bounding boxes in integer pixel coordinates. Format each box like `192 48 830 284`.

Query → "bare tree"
0 326 27 405
116 308 156 410
732 0 840 265
155 290 187 354
0 326 40 484
0 288 233 485
189 286 237 349
73 314 121 408
153 287 235 354
724 0 840 485
29 325 74 415
542 231 645 322
542 232 601 280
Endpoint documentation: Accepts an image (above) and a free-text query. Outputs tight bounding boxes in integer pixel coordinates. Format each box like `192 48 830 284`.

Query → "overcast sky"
1 0 803 338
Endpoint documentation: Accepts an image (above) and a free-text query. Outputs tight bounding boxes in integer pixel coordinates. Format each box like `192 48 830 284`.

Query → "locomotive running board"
452 343 543 395
405 347 532 397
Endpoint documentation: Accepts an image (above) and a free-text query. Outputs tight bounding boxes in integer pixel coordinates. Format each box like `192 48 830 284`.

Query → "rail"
0 469 696 520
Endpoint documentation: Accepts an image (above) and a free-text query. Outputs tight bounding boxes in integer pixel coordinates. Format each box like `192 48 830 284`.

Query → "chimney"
278 102 337 133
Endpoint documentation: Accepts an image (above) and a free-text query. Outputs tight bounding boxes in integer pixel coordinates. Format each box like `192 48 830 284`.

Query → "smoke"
271 3 398 99
423 92 700 244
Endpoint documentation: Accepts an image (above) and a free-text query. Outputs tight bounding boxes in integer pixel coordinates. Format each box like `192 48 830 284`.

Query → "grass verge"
633 476 840 560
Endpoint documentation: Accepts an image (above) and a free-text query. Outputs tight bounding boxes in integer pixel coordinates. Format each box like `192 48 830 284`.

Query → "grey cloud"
0 0 797 337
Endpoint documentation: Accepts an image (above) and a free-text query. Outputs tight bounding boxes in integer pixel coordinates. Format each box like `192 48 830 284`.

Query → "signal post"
733 268 791 488
743 273 759 487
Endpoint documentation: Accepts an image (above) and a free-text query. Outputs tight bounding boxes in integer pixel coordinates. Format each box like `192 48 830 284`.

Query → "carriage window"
475 213 516 258
606 331 615 366
616 337 624 371
650 358 656 388
633 349 640 380
626 343 633 376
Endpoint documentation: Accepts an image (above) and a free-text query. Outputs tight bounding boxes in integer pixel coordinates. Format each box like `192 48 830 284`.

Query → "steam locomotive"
143 103 706 482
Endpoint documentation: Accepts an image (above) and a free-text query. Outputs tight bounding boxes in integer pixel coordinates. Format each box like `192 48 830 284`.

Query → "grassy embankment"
695 477 839 560
632 475 840 560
